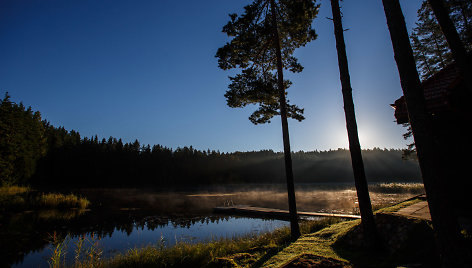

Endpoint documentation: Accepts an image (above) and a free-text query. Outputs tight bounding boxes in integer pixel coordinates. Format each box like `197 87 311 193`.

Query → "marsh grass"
0 186 30 210
47 233 103 268
37 193 90 210
0 185 30 195
48 232 71 268
0 186 90 211
52 218 341 268
369 183 425 194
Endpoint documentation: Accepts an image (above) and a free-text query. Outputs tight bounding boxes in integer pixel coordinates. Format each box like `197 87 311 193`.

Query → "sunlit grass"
47 232 103 268
374 198 422 214
264 197 434 268
262 219 360 267
62 218 342 268
0 186 30 211
0 185 30 195
369 182 425 194
36 193 90 210
46 199 434 267
0 186 90 211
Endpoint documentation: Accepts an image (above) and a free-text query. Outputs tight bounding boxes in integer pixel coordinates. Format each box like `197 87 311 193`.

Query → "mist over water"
78 182 425 215
6 183 425 267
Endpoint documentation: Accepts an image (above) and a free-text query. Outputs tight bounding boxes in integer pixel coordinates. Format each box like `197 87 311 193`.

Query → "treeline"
1 94 420 188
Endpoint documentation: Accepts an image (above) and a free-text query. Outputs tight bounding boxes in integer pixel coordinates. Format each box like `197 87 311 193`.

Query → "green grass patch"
374 198 422 214
262 219 359 267
263 198 439 268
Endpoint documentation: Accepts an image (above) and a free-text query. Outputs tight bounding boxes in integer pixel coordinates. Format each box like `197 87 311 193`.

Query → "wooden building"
391 62 472 216
391 63 468 124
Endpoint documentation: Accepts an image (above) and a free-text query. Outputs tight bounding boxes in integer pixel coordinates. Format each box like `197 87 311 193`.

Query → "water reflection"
2 183 424 267
10 212 287 268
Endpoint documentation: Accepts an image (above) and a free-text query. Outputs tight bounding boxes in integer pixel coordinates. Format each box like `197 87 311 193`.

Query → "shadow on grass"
331 213 439 268
251 246 288 267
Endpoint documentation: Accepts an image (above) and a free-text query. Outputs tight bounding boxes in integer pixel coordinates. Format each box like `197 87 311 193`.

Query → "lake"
2 183 424 267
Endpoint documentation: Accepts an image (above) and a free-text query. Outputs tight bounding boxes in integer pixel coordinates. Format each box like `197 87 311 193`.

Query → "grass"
373 198 422 214
63 199 433 268
0 186 90 211
37 193 90 210
47 232 103 268
44 197 454 267
0 185 30 195
369 182 425 194
263 197 442 268
54 218 342 268
262 219 359 267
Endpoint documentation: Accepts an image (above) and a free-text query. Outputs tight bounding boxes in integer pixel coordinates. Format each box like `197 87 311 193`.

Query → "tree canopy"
411 0 472 80
216 0 319 124
0 93 47 185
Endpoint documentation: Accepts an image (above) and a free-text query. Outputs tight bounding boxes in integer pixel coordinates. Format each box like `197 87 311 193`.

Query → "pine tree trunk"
270 0 301 240
330 0 377 244
428 0 472 94
382 0 467 266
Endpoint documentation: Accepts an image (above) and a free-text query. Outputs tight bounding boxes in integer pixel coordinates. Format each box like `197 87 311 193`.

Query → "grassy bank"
0 186 90 211
48 218 341 268
263 198 440 268
62 197 444 268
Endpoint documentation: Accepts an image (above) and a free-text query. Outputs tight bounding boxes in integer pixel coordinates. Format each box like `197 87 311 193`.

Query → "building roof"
390 63 462 124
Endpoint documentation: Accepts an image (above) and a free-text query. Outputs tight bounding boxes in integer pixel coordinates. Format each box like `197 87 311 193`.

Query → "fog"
77 183 425 216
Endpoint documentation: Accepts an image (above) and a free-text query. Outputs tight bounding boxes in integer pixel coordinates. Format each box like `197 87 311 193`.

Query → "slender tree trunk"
428 0 472 94
330 0 376 244
382 0 467 266
270 0 300 240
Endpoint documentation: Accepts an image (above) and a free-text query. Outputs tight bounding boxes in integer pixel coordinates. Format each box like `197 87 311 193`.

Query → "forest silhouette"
0 93 420 188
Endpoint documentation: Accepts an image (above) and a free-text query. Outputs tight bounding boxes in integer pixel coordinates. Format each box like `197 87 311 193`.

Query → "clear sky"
0 0 422 152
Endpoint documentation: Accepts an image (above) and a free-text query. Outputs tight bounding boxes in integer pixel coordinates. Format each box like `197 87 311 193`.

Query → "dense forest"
0 94 420 188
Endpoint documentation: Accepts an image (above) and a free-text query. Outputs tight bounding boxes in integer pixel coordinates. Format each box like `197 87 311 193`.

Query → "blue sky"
0 0 422 152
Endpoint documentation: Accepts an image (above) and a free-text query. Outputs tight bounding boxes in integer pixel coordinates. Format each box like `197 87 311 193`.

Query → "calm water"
2 183 424 267
14 215 288 268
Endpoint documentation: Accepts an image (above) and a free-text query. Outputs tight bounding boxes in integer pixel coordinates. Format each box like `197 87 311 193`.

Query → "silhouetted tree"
403 0 472 159
216 0 319 239
427 0 472 94
411 0 472 80
411 2 451 79
382 0 467 266
329 0 376 244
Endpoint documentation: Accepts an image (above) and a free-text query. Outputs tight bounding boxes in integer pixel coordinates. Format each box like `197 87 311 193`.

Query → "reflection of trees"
0 209 232 267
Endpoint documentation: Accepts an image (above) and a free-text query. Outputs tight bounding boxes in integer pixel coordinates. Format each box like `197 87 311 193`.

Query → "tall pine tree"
216 0 319 239
383 0 467 266
411 0 472 80
330 0 377 245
